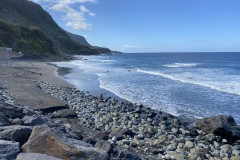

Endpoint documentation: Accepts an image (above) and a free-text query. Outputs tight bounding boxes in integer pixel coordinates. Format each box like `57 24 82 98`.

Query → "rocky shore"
0 57 240 159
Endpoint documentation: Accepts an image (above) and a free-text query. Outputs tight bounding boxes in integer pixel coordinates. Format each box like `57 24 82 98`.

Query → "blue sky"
30 0 240 53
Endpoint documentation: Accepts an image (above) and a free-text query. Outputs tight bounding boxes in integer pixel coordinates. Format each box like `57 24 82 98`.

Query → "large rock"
16 153 61 160
94 131 110 141
0 111 10 126
196 115 240 140
22 115 46 126
121 128 136 137
95 140 113 154
54 118 97 138
112 149 142 160
52 109 77 118
0 125 33 146
109 131 124 141
21 125 109 160
0 140 20 160
0 103 24 119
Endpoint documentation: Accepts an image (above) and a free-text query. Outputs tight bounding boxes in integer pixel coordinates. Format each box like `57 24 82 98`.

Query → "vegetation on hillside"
0 0 111 56
0 20 56 56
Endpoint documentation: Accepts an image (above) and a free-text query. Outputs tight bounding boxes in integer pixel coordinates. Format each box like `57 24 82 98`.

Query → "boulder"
0 125 33 146
0 103 24 119
52 109 77 118
95 140 113 154
94 131 110 141
21 125 109 160
109 131 124 141
16 153 61 160
0 111 10 126
0 140 20 160
112 149 142 160
12 118 23 125
196 115 240 140
54 118 97 138
22 115 46 126
121 128 136 137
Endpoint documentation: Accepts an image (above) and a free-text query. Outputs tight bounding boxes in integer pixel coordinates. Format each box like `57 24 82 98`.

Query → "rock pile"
37 82 240 160
0 81 141 160
1 79 240 160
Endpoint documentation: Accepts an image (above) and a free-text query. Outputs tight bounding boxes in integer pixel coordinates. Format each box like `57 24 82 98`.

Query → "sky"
30 0 240 53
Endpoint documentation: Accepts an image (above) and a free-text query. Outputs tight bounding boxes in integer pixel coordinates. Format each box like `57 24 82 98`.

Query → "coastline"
53 61 125 102
1 54 240 159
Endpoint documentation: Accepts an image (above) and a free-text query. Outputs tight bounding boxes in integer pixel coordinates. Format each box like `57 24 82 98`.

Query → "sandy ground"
0 52 73 110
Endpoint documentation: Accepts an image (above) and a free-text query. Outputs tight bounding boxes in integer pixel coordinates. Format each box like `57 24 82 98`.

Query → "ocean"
54 52 240 124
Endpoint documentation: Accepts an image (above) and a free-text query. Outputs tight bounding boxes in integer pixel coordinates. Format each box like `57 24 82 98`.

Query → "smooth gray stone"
0 140 20 160
16 153 62 160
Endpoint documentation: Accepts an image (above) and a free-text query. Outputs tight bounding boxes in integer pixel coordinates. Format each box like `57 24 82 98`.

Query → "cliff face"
65 31 90 47
0 0 111 56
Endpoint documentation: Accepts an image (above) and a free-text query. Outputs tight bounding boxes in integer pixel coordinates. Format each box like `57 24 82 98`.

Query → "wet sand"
0 52 73 110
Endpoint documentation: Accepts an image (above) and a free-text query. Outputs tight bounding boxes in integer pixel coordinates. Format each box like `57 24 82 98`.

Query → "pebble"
19 81 239 160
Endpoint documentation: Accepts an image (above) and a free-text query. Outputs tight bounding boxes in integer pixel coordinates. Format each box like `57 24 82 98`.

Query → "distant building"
6 48 12 52
0 47 13 52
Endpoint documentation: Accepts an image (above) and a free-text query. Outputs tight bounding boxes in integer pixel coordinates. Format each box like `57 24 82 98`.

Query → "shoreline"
1 54 240 159
53 61 126 102
53 62 198 125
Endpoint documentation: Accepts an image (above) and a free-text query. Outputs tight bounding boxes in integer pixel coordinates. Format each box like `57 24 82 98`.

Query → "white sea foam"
54 54 240 124
163 63 200 68
90 59 117 63
136 69 240 96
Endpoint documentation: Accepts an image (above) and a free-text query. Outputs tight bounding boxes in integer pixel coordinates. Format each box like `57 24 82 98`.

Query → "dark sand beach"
1 51 240 160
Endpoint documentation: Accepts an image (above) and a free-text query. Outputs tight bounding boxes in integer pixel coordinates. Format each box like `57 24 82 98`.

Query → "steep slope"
0 20 57 56
0 0 111 56
65 31 90 46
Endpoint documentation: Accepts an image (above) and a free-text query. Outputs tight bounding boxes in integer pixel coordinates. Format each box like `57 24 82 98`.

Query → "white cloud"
80 5 89 12
89 12 95 16
30 0 97 31
50 3 73 12
80 5 95 16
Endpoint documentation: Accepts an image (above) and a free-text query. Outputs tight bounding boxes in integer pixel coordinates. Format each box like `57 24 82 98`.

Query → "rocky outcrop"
0 111 10 126
16 153 61 160
0 125 33 146
22 115 46 126
0 103 24 119
196 115 240 140
21 125 109 160
0 140 20 160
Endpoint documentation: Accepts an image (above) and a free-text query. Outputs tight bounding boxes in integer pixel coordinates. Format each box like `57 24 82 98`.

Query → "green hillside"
0 0 111 56
0 20 57 56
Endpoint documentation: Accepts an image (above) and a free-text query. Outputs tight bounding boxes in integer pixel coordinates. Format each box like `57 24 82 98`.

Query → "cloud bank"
30 0 97 30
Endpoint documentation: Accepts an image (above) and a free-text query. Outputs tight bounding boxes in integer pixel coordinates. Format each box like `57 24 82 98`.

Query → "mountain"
0 20 56 56
0 0 111 56
65 31 90 47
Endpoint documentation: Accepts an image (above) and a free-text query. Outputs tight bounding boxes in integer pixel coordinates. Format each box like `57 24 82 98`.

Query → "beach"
1 52 240 160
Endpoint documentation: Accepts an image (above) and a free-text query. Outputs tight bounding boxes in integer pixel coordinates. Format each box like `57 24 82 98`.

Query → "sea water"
54 52 240 124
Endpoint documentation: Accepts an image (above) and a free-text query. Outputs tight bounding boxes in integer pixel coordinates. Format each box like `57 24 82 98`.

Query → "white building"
0 47 13 52
6 48 12 52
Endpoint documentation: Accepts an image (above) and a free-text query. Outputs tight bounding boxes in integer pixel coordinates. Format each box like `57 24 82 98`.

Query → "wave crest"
163 63 200 68
136 69 240 96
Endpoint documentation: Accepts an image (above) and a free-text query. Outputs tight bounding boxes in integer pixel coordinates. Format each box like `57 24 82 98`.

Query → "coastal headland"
0 52 240 160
